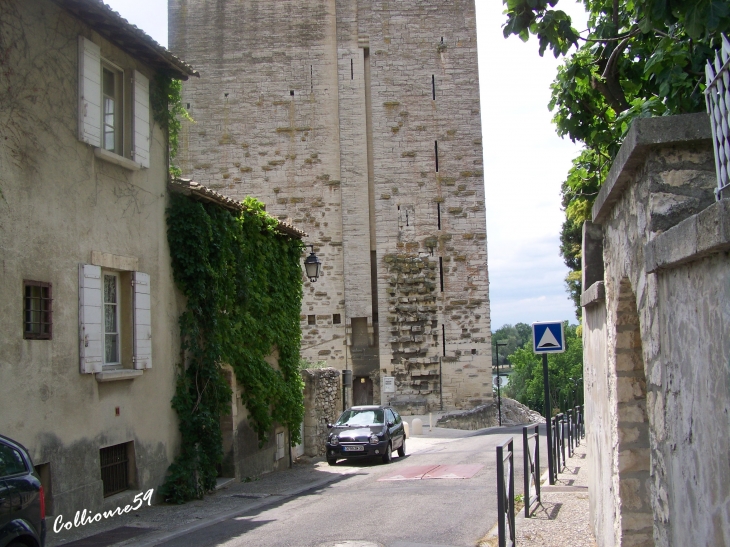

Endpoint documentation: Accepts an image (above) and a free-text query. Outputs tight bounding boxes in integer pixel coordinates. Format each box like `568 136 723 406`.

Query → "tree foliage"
492 323 533 366
504 323 583 416
150 75 193 178
162 193 305 503
503 0 730 317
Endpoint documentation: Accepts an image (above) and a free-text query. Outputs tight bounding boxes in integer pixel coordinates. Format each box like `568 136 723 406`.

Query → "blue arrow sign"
532 321 566 354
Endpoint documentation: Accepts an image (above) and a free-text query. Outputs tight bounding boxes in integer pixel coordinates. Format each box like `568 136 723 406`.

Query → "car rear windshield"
336 409 384 426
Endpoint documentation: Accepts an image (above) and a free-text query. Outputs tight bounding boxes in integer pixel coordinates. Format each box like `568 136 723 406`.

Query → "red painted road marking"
378 464 484 481
422 464 484 479
377 465 440 481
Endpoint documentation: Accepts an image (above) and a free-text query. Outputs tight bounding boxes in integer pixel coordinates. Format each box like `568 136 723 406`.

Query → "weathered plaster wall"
582 113 730 547
168 0 492 412
0 1 183 518
301 367 342 457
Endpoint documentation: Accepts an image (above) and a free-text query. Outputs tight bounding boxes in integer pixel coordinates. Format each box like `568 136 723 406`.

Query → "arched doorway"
614 279 653 546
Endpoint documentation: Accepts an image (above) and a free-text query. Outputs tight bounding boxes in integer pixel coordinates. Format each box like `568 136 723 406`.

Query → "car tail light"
39 485 46 519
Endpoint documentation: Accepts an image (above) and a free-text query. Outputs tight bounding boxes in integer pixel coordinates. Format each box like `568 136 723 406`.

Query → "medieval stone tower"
169 0 492 412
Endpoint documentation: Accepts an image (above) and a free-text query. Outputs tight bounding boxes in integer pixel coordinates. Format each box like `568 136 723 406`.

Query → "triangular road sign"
537 328 560 348
532 321 566 354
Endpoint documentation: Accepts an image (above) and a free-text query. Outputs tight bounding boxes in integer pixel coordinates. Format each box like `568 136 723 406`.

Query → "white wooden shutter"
79 264 103 373
78 36 102 147
133 271 152 369
132 70 150 168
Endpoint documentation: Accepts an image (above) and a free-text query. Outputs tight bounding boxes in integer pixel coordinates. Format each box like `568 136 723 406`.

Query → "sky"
103 0 588 330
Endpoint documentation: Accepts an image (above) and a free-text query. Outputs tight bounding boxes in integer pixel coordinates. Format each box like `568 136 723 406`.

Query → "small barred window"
24 280 52 340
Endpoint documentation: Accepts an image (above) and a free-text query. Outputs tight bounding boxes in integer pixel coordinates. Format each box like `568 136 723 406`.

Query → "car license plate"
343 445 364 452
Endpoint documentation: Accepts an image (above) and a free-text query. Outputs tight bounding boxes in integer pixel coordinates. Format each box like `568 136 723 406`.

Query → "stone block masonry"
169 0 492 412
582 114 730 547
301 368 342 457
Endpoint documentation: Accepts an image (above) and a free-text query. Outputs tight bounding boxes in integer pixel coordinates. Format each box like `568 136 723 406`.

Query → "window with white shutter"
79 264 103 373
132 71 150 169
133 271 152 369
77 37 151 169
78 36 102 148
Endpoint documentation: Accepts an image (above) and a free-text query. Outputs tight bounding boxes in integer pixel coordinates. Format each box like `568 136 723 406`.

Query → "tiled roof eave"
52 0 198 80
168 179 306 240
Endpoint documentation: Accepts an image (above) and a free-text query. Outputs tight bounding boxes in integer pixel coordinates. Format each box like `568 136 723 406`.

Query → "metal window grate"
24 280 52 340
100 444 129 497
705 34 730 200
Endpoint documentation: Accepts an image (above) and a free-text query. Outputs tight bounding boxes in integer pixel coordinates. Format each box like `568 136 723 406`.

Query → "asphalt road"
153 426 535 547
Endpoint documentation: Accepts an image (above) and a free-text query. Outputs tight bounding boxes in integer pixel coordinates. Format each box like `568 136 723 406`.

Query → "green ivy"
161 193 305 503
151 75 192 178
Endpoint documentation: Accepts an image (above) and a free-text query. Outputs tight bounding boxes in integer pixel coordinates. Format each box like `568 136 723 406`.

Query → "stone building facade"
169 0 492 412
581 113 730 547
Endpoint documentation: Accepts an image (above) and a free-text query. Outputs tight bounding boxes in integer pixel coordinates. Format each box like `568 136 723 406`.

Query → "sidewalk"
480 439 596 547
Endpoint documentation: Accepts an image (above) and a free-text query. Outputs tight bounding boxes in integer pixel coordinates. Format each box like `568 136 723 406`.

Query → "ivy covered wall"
162 192 304 502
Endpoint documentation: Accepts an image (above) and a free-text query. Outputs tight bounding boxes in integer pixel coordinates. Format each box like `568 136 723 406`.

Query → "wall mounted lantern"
303 245 322 282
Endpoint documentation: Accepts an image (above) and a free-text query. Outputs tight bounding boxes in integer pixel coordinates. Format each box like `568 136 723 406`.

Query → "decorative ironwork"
496 438 515 547
705 34 730 200
522 425 541 518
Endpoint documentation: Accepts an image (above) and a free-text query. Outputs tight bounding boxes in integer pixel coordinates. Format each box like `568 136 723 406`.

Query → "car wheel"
397 438 406 458
382 442 392 464
327 457 337 466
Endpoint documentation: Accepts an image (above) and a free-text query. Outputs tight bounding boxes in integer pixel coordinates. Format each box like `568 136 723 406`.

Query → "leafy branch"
502 0 730 317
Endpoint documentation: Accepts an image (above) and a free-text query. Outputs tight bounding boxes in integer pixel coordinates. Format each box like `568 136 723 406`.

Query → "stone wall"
582 113 730 547
435 397 544 430
301 368 342 457
169 0 492 412
436 401 497 430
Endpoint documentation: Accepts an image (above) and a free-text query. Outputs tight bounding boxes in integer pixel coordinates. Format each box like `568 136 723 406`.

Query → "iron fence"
560 416 568 468
522 425 540 518
496 437 515 547
567 410 574 458
573 406 582 446
705 34 730 201
552 413 566 475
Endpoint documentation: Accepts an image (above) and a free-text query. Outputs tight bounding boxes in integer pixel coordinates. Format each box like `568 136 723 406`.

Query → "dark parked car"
325 405 406 465
0 435 46 547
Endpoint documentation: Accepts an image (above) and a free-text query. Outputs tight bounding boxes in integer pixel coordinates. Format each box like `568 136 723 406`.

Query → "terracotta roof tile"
168 178 307 239
52 0 198 80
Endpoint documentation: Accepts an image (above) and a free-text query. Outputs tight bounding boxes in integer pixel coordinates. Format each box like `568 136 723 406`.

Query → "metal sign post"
532 321 566 486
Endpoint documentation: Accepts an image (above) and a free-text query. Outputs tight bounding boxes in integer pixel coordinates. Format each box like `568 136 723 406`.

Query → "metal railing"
522 425 540 518
551 413 566 475
567 410 574 458
573 406 583 446
705 34 730 201
496 438 515 547
560 417 568 467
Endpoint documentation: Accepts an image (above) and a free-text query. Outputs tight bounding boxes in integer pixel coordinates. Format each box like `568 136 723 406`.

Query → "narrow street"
51 426 537 547
151 427 529 547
